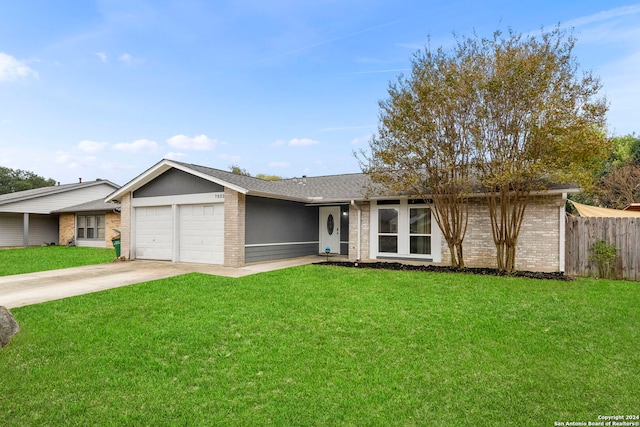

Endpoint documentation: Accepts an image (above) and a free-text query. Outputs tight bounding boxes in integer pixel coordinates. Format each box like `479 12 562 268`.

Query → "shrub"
589 239 618 279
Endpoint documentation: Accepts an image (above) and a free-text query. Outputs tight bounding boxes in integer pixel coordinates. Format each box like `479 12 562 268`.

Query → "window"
77 215 105 240
378 208 398 253
373 201 439 260
410 207 431 254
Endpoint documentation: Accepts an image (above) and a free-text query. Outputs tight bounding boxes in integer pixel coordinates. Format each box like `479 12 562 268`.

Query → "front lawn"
0 246 116 276
1 266 638 426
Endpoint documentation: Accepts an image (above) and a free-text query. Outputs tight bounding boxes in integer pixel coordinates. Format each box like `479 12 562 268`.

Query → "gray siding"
0 213 58 247
0 213 23 246
245 196 319 244
0 184 117 215
134 169 224 198
245 243 318 263
28 214 59 245
245 196 319 262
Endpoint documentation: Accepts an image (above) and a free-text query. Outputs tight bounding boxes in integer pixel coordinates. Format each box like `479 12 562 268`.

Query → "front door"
320 206 341 254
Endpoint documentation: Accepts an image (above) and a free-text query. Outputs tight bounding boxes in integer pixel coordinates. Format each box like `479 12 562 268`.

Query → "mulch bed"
315 261 573 281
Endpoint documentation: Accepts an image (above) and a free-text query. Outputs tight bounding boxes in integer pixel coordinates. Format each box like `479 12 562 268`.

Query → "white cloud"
55 152 97 169
289 138 319 147
113 139 158 153
164 152 187 160
564 4 640 28
351 134 372 145
0 52 39 82
217 153 241 163
167 134 219 151
78 140 109 153
270 139 286 147
96 52 107 63
269 161 290 168
118 53 133 64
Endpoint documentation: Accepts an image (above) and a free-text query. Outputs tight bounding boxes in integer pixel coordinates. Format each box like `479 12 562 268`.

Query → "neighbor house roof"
0 180 120 207
51 198 121 214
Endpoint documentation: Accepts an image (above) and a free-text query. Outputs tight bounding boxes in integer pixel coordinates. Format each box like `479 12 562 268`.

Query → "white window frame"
370 199 442 262
76 214 105 241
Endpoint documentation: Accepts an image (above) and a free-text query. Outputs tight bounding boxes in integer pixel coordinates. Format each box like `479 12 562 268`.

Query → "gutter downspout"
351 200 361 261
560 193 567 273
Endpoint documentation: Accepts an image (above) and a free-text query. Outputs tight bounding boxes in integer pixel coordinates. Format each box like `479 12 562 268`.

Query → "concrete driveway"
0 256 321 309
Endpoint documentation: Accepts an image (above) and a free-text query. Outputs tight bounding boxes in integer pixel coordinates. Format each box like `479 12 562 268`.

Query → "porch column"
23 213 30 247
224 188 246 267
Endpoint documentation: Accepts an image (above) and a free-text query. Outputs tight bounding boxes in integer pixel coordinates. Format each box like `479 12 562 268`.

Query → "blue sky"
1 1 639 185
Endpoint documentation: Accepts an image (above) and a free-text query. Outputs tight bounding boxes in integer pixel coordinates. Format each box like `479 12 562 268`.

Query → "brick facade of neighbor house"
59 213 75 246
438 195 564 272
58 210 122 249
224 188 245 267
119 193 131 259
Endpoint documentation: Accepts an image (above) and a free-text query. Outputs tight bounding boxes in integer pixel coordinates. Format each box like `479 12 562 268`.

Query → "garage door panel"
179 204 223 264
135 206 172 260
135 203 223 264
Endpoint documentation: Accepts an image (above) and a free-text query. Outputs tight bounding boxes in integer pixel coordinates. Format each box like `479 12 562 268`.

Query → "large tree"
364 27 609 272
469 28 609 271
0 167 56 194
361 43 477 268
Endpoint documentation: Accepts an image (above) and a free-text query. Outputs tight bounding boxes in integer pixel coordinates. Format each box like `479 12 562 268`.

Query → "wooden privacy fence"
565 216 640 280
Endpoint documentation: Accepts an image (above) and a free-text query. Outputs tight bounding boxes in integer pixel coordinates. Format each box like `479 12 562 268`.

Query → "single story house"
0 179 120 248
106 159 576 272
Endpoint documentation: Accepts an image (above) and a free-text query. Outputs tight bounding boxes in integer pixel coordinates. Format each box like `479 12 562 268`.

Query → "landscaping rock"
0 306 20 348
316 261 573 281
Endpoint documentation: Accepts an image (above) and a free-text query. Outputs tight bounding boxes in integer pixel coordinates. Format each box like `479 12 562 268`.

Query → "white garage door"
135 206 173 260
179 204 224 264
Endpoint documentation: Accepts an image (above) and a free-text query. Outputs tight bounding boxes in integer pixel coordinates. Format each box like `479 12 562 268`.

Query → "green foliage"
2 266 639 425
255 173 283 181
0 166 56 195
576 133 640 208
589 239 618 279
0 246 116 276
228 164 251 176
229 165 282 180
364 26 609 272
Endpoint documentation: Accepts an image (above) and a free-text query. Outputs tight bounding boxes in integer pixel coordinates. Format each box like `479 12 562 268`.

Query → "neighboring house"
0 179 120 248
106 159 577 272
52 199 122 248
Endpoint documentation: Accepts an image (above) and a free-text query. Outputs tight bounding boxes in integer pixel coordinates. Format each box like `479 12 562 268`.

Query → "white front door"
320 206 341 254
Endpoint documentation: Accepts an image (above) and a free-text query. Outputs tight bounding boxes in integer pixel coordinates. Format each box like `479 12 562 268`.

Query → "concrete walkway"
0 256 323 309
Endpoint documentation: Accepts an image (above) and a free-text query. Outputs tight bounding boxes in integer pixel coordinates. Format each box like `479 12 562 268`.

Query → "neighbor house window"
77 215 105 240
378 208 398 253
410 207 431 254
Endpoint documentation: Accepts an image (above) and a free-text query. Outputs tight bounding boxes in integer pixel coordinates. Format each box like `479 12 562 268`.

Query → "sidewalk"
0 256 323 309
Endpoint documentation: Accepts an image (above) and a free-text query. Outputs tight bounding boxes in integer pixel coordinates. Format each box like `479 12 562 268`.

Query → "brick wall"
348 201 370 261
438 195 563 272
362 195 564 272
58 213 75 245
119 193 131 259
105 211 121 248
224 188 245 267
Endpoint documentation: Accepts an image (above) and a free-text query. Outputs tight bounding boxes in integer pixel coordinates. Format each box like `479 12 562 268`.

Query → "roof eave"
106 159 248 202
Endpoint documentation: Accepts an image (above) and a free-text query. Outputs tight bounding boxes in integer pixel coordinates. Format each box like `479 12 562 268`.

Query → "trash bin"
112 236 121 257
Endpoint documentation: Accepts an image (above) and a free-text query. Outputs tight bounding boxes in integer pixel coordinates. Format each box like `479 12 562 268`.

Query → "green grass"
0 246 116 276
1 265 638 426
